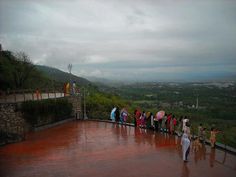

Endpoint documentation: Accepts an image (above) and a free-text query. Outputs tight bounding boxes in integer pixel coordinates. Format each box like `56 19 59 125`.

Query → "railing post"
5 121 8 142
47 89 50 99
4 91 7 103
23 90 25 101
40 89 42 100
14 90 16 103
31 89 34 101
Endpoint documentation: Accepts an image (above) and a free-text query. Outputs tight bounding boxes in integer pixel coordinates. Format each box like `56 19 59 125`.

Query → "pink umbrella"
155 110 165 121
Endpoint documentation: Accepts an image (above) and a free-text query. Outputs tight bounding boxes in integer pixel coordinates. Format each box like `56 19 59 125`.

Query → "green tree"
12 52 35 88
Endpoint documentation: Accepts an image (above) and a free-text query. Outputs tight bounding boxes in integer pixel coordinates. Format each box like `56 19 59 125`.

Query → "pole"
83 87 87 120
23 90 25 101
68 64 72 95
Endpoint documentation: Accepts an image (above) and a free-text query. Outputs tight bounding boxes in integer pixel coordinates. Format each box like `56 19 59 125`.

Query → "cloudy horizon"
0 0 236 82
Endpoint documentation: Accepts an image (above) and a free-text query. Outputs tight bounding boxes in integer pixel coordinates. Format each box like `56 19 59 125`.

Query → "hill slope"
0 50 53 90
36 65 91 87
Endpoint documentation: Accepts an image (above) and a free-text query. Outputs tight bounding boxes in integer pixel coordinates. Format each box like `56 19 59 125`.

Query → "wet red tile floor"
0 121 235 177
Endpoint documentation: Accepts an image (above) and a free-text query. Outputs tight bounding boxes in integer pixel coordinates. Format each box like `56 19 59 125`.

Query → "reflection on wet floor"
0 121 235 177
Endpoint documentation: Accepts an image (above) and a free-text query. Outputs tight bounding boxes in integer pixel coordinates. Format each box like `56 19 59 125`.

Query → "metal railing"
0 89 68 103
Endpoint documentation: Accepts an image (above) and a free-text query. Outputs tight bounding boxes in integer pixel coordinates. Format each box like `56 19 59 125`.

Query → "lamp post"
194 88 199 110
68 64 72 95
83 87 88 120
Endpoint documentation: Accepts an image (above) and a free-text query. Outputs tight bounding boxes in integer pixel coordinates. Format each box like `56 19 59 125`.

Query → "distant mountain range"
36 65 91 86
36 65 236 88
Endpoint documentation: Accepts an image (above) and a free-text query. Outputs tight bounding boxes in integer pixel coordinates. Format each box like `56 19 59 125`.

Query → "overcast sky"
0 0 236 82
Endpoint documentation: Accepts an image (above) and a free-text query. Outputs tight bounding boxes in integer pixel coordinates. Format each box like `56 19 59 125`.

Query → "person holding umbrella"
110 107 116 122
161 113 167 132
155 110 165 131
150 112 154 130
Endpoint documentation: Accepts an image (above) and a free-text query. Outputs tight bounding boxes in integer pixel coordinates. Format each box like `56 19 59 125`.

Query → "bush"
21 98 72 127
86 92 127 120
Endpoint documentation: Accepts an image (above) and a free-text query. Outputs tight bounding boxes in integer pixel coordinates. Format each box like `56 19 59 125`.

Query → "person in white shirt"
181 122 191 162
182 116 189 132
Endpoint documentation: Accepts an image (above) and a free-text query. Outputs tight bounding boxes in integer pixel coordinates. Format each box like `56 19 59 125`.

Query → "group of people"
110 107 222 162
63 81 79 96
110 107 128 124
182 122 221 162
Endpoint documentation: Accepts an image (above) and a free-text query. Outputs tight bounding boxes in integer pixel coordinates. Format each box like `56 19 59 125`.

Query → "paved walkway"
0 121 235 177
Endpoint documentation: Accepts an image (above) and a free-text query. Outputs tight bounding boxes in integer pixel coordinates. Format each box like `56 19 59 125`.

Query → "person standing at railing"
198 123 203 141
35 89 41 100
150 112 154 130
182 116 189 132
166 113 172 133
181 122 191 162
140 111 146 128
161 113 167 132
120 108 128 125
66 82 70 96
202 127 206 144
135 109 141 127
172 115 177 134
63 83 67 96
72 81 76 95
110 107 116 122
210 127 221 148
134 109 137 127
115 107 120 123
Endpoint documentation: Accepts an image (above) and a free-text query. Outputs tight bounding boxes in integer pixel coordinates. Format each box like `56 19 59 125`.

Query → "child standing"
198 123 203 140
210 127 220 148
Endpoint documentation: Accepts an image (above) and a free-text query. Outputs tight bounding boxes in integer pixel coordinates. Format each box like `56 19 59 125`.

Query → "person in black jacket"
115 107 120 123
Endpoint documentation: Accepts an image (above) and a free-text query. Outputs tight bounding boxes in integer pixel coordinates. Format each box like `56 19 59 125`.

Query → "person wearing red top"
167 113 172 133
172 115 177 134
135 109 142 127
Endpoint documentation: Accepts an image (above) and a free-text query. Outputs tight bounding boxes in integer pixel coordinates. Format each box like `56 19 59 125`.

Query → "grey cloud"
0 0 236 81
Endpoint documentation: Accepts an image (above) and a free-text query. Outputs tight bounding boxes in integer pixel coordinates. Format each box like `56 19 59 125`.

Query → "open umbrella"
155 110 165 121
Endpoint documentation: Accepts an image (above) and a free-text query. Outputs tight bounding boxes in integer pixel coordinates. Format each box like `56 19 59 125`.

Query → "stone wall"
67 95 82 120
0 103 25 145
0 96 82 145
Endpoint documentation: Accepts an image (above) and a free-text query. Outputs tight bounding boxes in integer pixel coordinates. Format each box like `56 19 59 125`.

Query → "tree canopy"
0 50 52 90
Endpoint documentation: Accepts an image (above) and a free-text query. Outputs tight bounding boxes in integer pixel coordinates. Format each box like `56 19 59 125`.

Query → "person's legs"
154 121 158 131
185 146 190 161
210 139 215 148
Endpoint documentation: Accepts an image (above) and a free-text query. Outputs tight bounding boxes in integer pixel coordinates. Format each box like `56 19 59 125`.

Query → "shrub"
21 98 72 127
86 92 127 120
